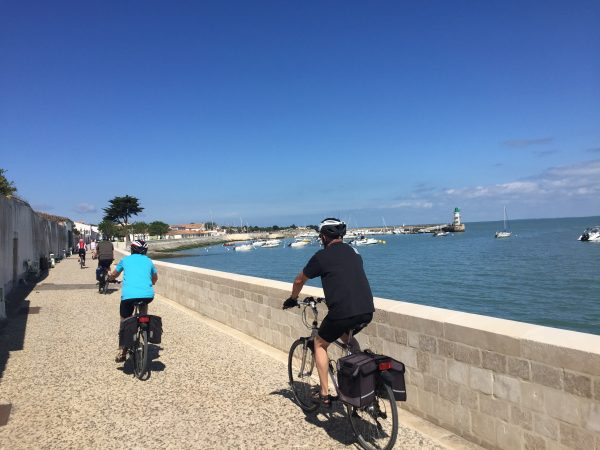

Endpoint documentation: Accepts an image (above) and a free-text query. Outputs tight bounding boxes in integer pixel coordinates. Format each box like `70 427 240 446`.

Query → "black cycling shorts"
98 259 113 269
318 312 373 343
120 298 153 318
78 249 86 256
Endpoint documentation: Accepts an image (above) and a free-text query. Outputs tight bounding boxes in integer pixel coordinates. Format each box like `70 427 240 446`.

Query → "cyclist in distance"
96 235 115 281
284 218 375 406
77 238 87 266
108 239 158 362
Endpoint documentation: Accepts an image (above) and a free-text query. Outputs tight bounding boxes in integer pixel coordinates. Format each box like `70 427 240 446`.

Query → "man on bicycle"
77 238 86 266
108 239 158 362
284 218 374 406
96 236 115 284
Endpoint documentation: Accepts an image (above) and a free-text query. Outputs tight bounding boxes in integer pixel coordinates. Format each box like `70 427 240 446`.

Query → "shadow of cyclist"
269 388 356 446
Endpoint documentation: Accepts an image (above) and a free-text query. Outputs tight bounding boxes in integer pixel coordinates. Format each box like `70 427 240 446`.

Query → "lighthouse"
451 207 465 232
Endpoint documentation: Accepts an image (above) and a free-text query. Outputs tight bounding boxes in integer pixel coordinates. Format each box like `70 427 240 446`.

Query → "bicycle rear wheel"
347 382 398 450
288 338 319 412
132 328 149 379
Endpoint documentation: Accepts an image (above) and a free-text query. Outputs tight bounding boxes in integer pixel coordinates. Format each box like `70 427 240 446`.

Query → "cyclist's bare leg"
314 336 331 397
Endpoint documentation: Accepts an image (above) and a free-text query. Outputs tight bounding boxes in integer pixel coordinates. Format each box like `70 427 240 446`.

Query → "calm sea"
164 216 600 336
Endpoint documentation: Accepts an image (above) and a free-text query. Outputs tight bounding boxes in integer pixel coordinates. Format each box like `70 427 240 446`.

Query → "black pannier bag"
147 315 163 344
118 316 138 348
367 351 407 401
337 352 378 408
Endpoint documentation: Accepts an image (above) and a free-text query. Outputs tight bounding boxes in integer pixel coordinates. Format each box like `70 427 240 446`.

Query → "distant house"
167 223 220 239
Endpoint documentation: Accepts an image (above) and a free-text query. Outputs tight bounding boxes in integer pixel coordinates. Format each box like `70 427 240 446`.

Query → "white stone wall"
146 257 600 450
0 196 72 318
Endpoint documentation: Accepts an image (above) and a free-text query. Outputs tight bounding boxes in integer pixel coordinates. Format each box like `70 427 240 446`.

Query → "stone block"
397 346 418 369
543 387 581 426
531 362 563 390
563 370 592 398
480 394 510 421
408 371 424 388
455 343 481 366
470 366 493 395
508 357 531 380
423 375 439 394
417 351 431 373
405 384 419 408
394 329 408 345
439 380 460 403
418 334 437 353
408 331 419 348
583 401 600 433
438 339 455 358
594 378 600 400
430 355 446 379
376 323 394 342
494 373 521 403
559 422 595 449
388 312 444 337
452 404 471 434
483 351 507 373
511 405 533 430
533 414 559 440
524 432 547 450
419 389 435 417
497 422 522 450
522 382 545 413
460 386 479 409
471 411 497 446
448 360 469 386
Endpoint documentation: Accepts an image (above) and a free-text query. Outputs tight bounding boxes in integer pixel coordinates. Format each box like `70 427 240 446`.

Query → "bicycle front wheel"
347 382 398 450
133 328 149 380
288 338 319 412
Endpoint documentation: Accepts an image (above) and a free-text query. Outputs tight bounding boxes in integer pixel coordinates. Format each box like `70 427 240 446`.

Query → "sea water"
163 216 600 336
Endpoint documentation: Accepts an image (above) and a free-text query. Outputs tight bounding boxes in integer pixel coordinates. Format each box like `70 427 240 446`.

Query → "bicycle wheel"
288 338 319 412
347 382 398 450
102 278 108 294
132 328 149 379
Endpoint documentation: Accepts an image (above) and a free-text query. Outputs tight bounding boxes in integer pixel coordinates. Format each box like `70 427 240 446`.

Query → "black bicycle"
287 297 398 450
129 301 150 380
98 267 111 294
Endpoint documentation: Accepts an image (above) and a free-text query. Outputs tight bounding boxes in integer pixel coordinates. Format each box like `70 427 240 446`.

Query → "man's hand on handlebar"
282 297 299 310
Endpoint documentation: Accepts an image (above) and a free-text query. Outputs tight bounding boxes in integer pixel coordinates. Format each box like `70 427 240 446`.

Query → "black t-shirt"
303 242 374 320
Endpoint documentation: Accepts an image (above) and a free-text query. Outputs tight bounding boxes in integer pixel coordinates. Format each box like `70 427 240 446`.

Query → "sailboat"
495 206 511 238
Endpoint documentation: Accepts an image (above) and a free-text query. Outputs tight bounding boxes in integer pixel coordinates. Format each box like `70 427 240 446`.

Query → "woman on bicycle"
108 239 158 362
284 218 374 406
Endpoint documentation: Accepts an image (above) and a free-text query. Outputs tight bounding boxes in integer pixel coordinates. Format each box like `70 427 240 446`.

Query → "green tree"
205 221 218 230
148 221 170 238
0 168 17 196
132 221 148 238
98 220 117 239
102 195 144 240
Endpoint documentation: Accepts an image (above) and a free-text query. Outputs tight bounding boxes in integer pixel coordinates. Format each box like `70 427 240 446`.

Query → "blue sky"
1 1 599 227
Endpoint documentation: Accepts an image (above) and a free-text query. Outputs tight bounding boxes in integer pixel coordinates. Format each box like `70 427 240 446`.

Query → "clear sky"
2 1 599 227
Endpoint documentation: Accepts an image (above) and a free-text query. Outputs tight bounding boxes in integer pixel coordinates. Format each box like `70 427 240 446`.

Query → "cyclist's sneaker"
115 348 127 363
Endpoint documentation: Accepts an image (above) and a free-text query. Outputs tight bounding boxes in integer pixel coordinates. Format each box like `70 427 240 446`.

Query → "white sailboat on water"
495 206 511 238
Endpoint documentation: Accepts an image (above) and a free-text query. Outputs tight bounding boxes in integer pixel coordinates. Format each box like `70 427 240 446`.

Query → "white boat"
234 244 253 252
433 231 449 237
352 237 385 246
578 226 600 242
252 240 267 247
295 231 318 239
290 239 311 248
262 239 281 248
495 206 512 238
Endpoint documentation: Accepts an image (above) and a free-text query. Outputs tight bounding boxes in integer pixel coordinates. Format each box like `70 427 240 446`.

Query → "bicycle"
79 253 85 269
98 266 110 294
287 297 398 450
128 301 150 380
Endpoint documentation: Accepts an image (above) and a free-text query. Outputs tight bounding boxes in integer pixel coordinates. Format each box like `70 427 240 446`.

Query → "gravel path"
0 255 475 449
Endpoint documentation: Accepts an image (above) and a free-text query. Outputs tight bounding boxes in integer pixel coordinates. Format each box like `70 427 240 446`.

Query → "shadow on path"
0 271 49 380
270 388 357 447
117 344 166 380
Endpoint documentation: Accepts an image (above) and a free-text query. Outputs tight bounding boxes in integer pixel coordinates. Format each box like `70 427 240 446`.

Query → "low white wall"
146 257 599 450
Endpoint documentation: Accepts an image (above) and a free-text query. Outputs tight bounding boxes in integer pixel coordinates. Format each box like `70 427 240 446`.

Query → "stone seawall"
117 250 600 450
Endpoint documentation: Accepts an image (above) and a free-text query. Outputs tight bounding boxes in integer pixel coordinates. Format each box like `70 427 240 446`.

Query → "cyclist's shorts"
120 297 153 318
78 249 86 256
98 259 113 269
318 312 373 343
